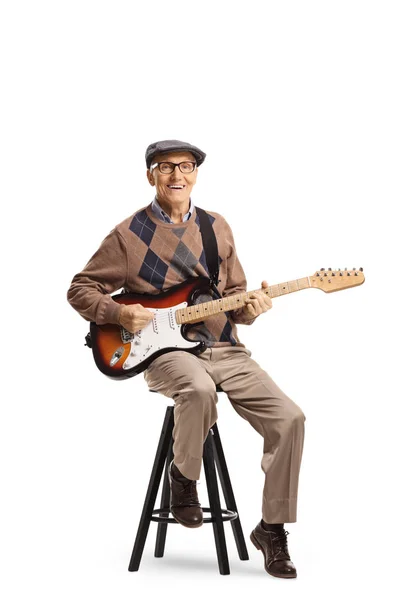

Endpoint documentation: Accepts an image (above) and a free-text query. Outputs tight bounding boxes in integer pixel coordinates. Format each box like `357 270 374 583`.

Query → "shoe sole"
250 531 297 579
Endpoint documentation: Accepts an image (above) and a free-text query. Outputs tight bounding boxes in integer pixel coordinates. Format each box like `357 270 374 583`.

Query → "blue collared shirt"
151 196 193 223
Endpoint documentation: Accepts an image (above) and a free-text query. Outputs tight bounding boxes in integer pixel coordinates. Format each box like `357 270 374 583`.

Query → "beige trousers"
143 345 306 523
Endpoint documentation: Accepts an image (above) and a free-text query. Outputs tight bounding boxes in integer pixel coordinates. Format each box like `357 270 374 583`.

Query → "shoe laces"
183 480 200 504
270 529 291 560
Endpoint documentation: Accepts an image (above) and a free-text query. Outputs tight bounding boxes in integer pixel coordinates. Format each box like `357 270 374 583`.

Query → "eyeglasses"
151 161 197 174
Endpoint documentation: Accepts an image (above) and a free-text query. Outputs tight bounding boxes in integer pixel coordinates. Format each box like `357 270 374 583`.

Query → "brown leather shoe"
168 461 203 528
250 521 297 578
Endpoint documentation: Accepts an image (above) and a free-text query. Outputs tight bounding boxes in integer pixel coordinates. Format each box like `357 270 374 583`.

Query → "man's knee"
173 379 217 406
173 379 218 428
284 405 306 428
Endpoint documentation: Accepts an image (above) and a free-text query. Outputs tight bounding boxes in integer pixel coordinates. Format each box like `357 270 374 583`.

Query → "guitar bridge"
120 326 134 344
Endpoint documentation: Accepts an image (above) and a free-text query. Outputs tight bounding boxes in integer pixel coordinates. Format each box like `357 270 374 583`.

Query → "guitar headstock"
310 267 365 293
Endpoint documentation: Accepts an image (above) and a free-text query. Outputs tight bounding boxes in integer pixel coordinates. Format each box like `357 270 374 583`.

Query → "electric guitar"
87 268 365 380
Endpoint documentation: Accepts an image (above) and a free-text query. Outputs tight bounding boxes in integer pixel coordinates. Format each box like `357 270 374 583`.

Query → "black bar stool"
128 386 249 575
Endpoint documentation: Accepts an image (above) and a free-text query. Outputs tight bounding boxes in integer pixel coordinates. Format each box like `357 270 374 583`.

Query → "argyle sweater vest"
67 203 256 347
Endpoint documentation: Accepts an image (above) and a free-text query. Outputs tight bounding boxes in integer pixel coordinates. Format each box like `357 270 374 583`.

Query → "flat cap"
145 139 206 169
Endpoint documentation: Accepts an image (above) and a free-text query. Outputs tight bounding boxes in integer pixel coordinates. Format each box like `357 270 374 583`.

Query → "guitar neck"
175 276 311 325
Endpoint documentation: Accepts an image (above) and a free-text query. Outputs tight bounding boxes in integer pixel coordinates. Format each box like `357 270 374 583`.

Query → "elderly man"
67 139 306 579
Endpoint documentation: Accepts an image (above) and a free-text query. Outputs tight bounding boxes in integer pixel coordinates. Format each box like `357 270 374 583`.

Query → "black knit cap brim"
145 139 206 169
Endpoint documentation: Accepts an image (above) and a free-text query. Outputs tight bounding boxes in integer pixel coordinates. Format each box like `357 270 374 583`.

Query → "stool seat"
128 387 249 575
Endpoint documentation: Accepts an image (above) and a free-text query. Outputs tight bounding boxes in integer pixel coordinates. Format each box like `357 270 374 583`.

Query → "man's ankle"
171 461 191 481
261 519 284 532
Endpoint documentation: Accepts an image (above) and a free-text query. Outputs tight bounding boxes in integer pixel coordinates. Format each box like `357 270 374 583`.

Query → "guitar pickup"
168 308 176 330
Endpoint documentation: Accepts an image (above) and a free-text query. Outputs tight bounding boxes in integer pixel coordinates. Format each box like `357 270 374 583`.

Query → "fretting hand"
242 280 272 319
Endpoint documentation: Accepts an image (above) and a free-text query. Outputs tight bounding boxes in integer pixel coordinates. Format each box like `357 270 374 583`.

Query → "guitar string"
120 276 354 334
127 277 331 327
135 288 273 326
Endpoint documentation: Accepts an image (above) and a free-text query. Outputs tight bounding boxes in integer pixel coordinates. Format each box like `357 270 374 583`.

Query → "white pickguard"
120 301 199 371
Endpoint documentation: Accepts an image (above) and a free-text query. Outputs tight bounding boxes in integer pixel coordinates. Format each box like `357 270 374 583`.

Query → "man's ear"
146 169 155 186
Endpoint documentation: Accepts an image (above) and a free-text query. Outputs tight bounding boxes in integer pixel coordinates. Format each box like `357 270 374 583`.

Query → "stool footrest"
151 507 238 523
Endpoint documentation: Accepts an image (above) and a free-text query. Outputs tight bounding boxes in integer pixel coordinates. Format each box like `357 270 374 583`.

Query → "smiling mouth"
167 185 185 190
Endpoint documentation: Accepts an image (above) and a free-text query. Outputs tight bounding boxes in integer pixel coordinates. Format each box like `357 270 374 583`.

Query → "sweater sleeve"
67 228 128 325
221 219 257 326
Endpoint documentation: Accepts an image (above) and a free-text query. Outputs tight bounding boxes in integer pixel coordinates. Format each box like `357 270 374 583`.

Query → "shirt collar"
151 196 193 224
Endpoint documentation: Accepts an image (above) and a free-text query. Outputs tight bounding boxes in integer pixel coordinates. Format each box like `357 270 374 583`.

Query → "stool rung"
151 507 238 523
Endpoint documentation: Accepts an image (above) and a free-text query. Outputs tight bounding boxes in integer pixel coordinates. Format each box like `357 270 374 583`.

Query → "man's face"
146 151 198 207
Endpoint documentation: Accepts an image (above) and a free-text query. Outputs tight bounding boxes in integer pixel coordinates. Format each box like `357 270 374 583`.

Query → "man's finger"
245 298 261 313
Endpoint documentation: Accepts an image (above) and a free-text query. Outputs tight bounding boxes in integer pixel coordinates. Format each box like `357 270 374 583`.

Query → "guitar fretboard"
175 277 311 325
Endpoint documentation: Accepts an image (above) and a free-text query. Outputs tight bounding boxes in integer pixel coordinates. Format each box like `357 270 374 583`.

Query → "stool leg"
211 423 249 561
203 430 230 575
154 436 174 557
128 406 174 572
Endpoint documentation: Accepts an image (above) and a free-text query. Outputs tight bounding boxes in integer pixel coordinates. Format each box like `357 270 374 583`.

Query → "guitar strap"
196 206 220 289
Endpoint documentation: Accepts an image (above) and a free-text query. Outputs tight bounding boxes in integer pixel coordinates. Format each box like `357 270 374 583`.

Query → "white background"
1 1 399 598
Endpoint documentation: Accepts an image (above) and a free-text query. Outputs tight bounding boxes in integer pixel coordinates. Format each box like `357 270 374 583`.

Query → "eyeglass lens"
158 162 195 174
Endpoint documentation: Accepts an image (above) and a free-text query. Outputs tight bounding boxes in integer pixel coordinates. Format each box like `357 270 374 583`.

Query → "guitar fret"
197 302 204 319
298 277 309 290
269 285 279 298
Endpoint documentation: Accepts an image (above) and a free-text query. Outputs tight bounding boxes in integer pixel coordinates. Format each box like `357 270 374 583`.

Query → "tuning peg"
328 267 332 271
347 272 350 276
360 267 363 271
320 268 325 271
344 267 347 270
353 267 356 271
